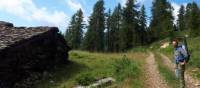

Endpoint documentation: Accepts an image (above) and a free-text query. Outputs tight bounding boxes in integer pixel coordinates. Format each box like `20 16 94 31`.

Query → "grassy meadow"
35 37 200 88
36 50 147 88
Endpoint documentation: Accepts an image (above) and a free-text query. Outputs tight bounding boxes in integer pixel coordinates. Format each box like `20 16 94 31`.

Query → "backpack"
181 37 191 63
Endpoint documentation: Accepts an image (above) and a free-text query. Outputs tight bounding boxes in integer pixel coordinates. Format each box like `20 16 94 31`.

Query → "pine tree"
185 3 192 30
119 0 138 51
111 4 123 52
65 15 75 46
188 2 200 37
138 5 147 45
150 0 174 40
105 4 123 52
65 9 84 49
82 0 105 51
177 5 186 31
105 9 112 51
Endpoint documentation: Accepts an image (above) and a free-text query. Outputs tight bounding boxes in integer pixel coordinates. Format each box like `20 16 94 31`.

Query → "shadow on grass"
36 60 89 88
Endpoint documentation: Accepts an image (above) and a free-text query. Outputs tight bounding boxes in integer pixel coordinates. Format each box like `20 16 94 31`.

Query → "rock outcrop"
0 21 70 88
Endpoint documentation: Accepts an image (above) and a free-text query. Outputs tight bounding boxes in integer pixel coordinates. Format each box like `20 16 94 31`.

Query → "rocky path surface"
160 53 200 88
144 52 169 88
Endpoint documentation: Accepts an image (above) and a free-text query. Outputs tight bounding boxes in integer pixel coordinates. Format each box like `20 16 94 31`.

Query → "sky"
0 0 199 33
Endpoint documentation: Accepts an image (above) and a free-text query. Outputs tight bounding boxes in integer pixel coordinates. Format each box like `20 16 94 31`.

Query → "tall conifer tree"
138 5 147 45
119 0 138 51
65 9 84 49
105 9 112 51
82 0 105 51
177 5 186 31
150 0 174 40
188 2 200 37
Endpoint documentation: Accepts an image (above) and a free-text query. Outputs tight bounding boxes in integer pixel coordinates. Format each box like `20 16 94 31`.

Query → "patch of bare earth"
144 52 169 88
160 53 200 88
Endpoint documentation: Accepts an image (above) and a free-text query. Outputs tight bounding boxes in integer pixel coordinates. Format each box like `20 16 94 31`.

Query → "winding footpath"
159 53 200 88
144 52 169 88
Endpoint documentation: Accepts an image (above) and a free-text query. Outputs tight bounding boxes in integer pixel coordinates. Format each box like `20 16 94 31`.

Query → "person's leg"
175 63 179 78
179 64 185 88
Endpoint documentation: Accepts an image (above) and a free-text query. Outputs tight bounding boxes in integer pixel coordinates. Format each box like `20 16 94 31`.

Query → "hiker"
172 39 188 88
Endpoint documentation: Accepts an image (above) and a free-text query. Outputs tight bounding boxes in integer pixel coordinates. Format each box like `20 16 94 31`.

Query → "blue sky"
0 0 199 33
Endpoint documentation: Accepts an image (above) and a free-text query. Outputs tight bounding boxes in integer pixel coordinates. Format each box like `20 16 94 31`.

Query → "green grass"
187 37 200 79
154 53 179 88
128 46 149 53
35 50 146 88
112 55 140 80
187 37 200 68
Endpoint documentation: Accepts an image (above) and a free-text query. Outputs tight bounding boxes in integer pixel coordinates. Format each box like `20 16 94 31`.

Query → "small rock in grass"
50 80 55 84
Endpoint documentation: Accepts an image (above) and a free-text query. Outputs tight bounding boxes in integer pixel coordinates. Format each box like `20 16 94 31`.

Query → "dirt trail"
159 53 200 88
144 52 169 88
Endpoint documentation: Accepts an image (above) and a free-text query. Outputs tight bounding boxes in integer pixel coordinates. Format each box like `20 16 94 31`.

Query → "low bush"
112 55 140 81
75 73 96 86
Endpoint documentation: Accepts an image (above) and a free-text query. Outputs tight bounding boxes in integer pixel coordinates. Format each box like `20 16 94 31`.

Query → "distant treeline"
65 0 200 52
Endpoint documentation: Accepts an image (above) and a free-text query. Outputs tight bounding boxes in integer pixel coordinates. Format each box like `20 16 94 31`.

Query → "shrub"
76 73 96 86
112 55 140 81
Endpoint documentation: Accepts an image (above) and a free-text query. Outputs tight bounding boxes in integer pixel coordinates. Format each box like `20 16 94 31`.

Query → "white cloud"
171 2 181 23
66 0 88 29
66 0 86 27
66 0 84 11
137 0 145 4
0 0 69 32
